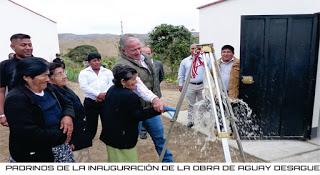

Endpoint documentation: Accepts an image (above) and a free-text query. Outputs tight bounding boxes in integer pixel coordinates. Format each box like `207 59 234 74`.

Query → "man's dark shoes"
187 122 194 128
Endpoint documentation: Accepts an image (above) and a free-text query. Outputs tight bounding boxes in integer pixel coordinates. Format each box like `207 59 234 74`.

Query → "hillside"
58 32 198 58
58 33 148 58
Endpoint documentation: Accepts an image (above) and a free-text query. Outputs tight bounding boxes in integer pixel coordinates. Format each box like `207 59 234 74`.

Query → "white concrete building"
0 0 59 61
198 0 320 139
198 0 320 56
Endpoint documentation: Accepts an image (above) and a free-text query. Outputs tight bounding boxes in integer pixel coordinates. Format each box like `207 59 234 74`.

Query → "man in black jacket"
139 46 165 139
0 33 33 127
141 46 164 83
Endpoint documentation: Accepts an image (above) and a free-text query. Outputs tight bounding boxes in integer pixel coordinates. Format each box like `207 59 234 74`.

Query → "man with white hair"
115 34 173 162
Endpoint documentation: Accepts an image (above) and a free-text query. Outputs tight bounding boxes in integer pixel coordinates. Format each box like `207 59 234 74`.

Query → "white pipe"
202 53 221 133
221 138 232 163
205 51 232 163
209 52 229 131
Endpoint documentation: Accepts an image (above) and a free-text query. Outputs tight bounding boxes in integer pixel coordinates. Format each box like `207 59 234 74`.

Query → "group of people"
0 32 239 163
1 34 76 162
0 33 172 162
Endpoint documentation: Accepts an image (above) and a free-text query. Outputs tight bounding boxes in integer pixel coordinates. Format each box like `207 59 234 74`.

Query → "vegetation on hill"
64 56 84 82
66 45 98 63
148 24 197 81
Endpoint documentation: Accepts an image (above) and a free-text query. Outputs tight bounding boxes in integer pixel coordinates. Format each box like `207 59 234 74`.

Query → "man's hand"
178 86 183 92
0 87 7 127
152 97 164 112
60 116 73 143
0 115 8 127
96 92 106 102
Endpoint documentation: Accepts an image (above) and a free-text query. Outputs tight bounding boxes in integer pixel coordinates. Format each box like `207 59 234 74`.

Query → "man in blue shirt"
178 44 208 128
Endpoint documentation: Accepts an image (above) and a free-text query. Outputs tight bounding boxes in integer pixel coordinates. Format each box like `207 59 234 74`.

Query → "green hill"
58 33 148 58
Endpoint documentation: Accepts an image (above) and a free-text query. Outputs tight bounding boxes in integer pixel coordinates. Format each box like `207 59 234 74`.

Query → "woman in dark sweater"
100 65 160 162
4 58 75 162
49 63 92 152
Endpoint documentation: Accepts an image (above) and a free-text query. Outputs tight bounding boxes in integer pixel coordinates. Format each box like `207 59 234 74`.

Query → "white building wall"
0 0 59 62
199 0 320 56
314 41 320 136
199 0 320 137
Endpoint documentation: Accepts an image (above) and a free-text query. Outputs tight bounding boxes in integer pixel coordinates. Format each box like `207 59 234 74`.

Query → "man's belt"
190 82 203 85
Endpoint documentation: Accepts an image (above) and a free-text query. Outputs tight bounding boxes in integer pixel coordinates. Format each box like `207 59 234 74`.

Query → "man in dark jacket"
141 46 164 83
0 33 33 127
139 46 165 139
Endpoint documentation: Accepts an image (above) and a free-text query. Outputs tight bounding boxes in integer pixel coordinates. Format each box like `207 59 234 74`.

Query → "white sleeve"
133 77 157 102
78 70 100 97
178 60 186 86
105 69 114 92
206 54 213 69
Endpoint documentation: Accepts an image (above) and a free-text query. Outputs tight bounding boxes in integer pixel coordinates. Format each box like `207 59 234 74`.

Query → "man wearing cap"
78 52 114 141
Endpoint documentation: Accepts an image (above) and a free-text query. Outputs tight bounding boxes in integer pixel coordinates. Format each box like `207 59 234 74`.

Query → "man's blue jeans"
139 115 174 162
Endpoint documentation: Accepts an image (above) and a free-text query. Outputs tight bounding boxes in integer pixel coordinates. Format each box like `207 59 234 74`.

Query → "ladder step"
217 132 233 138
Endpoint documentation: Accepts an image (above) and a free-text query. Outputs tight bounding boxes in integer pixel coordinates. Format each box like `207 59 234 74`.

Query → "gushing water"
193 97 262 140
231 99 263 139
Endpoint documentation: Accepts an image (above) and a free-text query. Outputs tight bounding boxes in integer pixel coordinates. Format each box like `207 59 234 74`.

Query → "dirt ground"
0 82 264 162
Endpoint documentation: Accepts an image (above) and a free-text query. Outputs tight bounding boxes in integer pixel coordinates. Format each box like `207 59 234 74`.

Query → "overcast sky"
13 0 214 34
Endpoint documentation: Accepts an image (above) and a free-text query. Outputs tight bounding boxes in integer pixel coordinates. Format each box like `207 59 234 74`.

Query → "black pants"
83 98 104 141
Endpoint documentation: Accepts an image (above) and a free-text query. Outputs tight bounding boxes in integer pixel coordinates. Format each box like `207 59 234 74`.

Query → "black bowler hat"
86 52 101 61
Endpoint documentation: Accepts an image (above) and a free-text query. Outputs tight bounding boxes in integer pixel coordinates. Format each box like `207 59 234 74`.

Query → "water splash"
231 99 263 139
193 96 263 140
193 97 216 140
